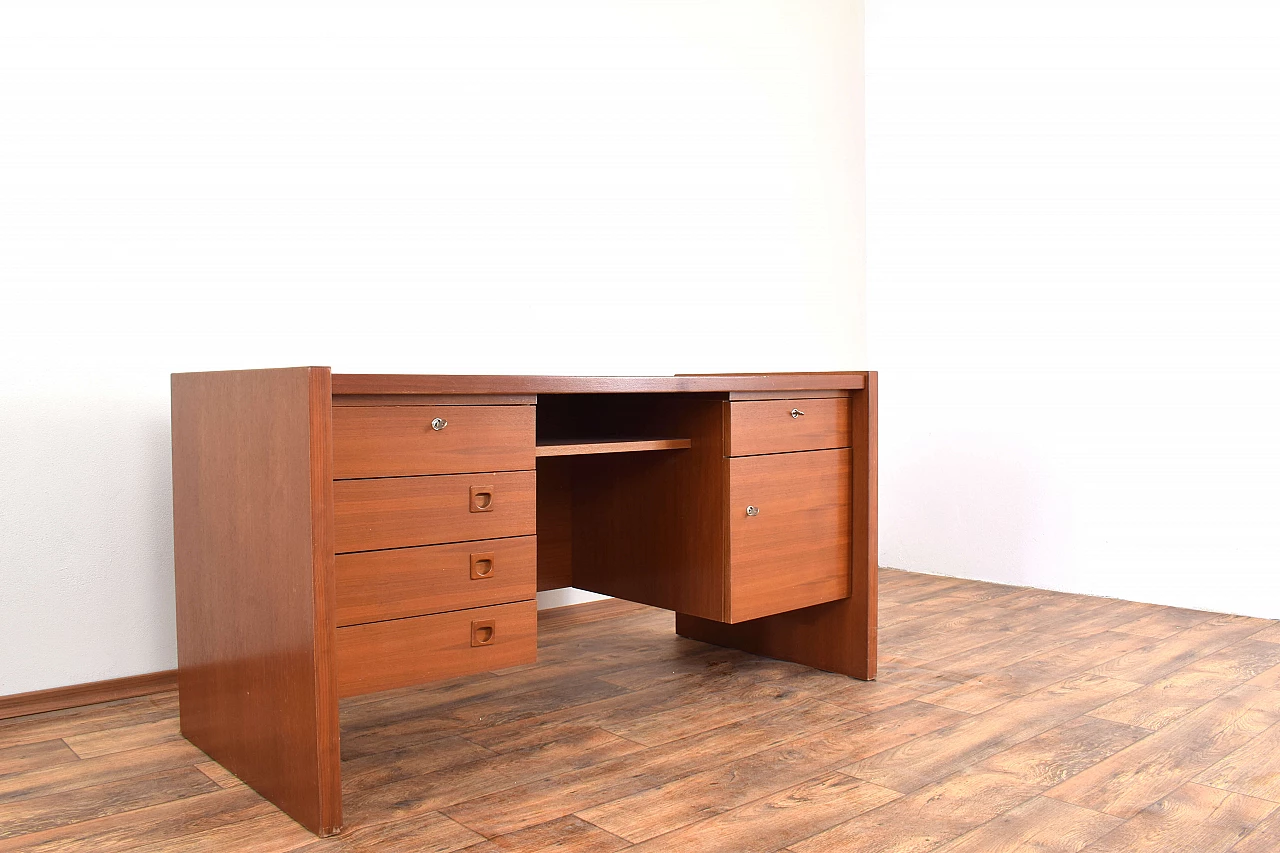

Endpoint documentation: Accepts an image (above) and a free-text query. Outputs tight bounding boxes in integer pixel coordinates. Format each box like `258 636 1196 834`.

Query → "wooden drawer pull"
470 551 495 580
469 485 495 513
471 619 496 647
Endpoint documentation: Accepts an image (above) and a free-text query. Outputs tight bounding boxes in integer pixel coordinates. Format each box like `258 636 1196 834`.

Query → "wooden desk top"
331 372 867 396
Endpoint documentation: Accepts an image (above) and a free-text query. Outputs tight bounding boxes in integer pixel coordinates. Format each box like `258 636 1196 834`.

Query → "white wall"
0 1 865 695
868 0 1280 617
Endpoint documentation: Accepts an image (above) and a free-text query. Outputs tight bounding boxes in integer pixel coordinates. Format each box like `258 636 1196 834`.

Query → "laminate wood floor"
4 569 1280 852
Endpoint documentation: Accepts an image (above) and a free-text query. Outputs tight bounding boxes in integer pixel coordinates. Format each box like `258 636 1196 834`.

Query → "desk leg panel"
676 372 878 680
171 367 342 835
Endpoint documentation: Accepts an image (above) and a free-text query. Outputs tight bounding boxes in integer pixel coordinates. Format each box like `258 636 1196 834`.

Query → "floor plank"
1079 782 1276 852
0 572 1277 852
577 700 965 843
844 674 1141 793
1231 808 1280 853
789 766 1046 853
1085 614 1274 684
462 815 628 853
1088 639 1280 731
0 738 79 776
913 631 1154 714
1044 683 1280 818
0 766 219 839
63 718 185 760
442 698 863 838
337 810 484 853
0 786 274 853
1109 606 1219 639
628 772 898 853
1194 717 1280 803
0 739 208 803
930 795 1120 853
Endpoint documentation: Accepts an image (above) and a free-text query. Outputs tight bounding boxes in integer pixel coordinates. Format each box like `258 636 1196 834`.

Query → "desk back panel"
534 456 575 591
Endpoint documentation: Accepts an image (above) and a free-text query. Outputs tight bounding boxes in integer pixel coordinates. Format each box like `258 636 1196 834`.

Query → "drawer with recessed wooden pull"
724 397 850 457
334 600 537 697
333 405 535 478
335 535 536 626
333 470 536 553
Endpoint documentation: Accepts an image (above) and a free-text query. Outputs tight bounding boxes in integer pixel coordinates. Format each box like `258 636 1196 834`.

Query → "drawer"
335 536 536 626
724 397 850 457
335 600 537 697
726 448 851 622
334 470 536 553
333 405 535 478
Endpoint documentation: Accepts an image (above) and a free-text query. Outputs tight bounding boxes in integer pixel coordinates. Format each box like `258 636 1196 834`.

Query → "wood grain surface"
677 372 878 677
170 367 341 836
3 571 1280 851
335 601 537 698
0 672 177 722
533 457 574 591
331 373 866 396
333 405 535 478
533 438 692 457
726 448 851 621
723 397 851 457
333 471 536 553
335 536 537 626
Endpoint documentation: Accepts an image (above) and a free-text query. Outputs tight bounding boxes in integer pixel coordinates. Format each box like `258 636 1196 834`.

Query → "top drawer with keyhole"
333 405 535 478
723 397 850 457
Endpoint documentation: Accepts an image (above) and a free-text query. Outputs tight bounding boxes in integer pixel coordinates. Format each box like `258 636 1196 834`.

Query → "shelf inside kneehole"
534 437 692 457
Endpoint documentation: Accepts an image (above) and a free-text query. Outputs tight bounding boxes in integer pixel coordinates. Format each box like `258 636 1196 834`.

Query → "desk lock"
790 408 805 419
746 505 760 517
431 417 448 430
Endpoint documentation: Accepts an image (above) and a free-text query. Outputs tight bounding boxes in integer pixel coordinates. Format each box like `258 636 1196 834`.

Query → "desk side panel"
171 367 341 835
676 373 878 679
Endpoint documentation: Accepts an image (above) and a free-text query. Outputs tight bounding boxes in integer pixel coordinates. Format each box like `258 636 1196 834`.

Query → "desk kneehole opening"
471 619 497 647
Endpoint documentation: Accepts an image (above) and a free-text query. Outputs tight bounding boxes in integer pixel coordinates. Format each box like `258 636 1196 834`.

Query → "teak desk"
171 369 878 836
